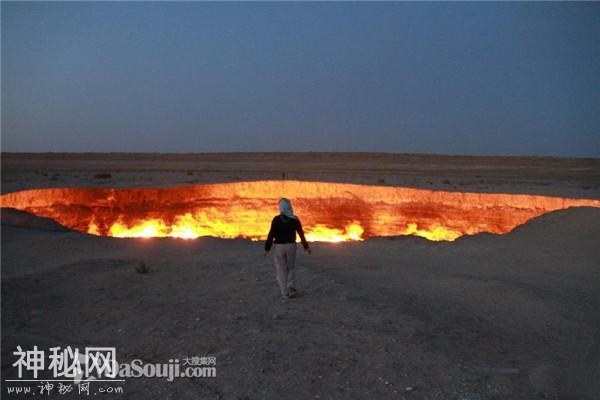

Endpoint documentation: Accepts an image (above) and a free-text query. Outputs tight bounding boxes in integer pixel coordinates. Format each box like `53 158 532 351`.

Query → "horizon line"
1 151 598 161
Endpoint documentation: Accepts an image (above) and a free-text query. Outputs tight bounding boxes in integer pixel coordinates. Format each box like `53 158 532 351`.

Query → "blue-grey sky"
2 2 599 156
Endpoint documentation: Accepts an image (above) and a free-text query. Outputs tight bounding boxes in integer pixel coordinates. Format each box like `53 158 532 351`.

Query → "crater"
1 181 598 242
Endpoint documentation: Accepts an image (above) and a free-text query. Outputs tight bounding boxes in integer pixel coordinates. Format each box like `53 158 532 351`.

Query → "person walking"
264 198 311 299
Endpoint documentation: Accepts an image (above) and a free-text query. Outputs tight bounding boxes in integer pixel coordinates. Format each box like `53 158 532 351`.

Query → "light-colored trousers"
273 243 297 296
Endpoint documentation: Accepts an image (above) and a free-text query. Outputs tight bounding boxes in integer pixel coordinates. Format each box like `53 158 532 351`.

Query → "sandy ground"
2 153 600 198
1 153 600 400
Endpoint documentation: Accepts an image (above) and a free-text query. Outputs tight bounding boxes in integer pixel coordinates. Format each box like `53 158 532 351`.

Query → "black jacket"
265 215 310 251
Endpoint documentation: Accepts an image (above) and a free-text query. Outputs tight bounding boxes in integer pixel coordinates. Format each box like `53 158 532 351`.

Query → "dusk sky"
2 2 599 156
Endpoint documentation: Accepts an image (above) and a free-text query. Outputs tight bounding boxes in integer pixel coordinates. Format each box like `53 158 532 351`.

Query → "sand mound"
506 206 600 239
1 207 68 232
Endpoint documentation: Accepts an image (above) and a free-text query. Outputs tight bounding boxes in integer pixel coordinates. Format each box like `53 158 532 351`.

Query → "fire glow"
1 181 599 242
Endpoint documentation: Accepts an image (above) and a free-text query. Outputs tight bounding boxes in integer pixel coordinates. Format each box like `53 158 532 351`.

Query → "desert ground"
2 153 600 400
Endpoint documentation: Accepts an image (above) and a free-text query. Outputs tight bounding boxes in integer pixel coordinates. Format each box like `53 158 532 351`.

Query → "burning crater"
1 181 599 242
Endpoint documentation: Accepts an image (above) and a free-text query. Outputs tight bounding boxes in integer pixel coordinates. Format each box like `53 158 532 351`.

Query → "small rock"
272 313 282 320
135 262 148 273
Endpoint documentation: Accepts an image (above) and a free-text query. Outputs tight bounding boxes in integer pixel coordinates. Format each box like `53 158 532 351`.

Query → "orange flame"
1 181 599 242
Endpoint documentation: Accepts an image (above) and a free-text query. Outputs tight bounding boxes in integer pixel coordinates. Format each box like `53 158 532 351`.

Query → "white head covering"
278 198 297 219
